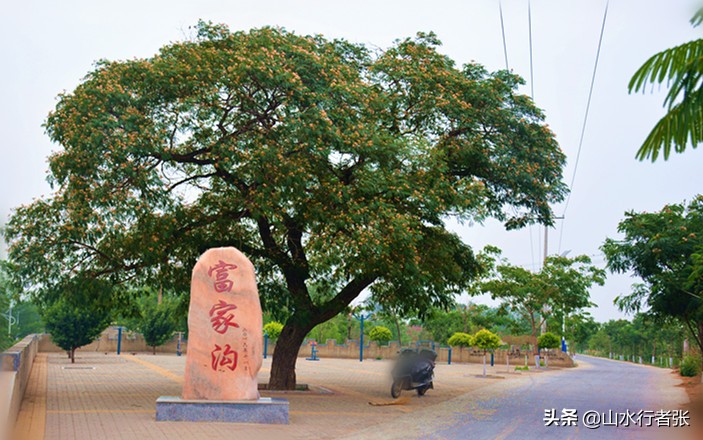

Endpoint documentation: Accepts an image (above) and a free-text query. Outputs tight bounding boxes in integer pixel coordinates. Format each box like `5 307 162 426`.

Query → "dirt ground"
678 371 703 439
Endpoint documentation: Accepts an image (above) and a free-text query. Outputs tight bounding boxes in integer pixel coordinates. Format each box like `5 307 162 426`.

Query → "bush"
680 355 701 377
264 321 284 340
369 326 393 344
447 332 474 347
537 332 561 350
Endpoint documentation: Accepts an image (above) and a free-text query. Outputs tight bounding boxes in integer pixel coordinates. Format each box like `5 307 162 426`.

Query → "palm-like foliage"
629 9 703 161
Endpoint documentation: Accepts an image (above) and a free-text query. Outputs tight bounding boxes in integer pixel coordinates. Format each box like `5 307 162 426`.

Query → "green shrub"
264 321 284 340
447 332 474 347
537 332 560 350
680 355 701 377
369 326 393 344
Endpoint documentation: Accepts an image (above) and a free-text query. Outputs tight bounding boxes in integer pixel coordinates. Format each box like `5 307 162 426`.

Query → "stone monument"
156 247 288 423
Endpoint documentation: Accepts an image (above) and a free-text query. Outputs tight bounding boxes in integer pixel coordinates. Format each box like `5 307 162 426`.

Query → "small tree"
264 321 284 340
473 329 503 376
369 326 393 345
43 299 111 363
137 298 178 355
447 332 474 348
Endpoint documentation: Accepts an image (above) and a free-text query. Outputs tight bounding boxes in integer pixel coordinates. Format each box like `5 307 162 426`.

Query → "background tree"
0 264 12 350
563 313 599 353
369 326 392 345
5 23 567 389
481 255 605 351
585 316 685 362
602 197 703 367
629 9 703 161
0 262 45 349
131 291 180 354
587 328 611 356
423 308 466 345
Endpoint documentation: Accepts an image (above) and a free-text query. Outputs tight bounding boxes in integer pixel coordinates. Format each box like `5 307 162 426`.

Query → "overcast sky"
1 0 701 322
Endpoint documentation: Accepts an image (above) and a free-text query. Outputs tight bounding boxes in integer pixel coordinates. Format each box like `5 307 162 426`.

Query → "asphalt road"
344 355 690 440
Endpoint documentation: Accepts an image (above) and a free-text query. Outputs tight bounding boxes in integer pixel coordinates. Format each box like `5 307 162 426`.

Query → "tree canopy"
480 254 605 345
5 22 567 388
447 332 473 348
42 279 113 363
602 196 703 356
629 9 703 161
473 329 502 353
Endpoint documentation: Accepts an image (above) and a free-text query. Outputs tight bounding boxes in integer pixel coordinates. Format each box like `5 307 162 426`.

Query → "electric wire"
528 0 535 98
500 1 536 270
558 1 610 253
499 0 510 70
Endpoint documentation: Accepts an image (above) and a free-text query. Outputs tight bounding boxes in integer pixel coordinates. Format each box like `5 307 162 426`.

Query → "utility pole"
541 226 549 335
540 220 565 335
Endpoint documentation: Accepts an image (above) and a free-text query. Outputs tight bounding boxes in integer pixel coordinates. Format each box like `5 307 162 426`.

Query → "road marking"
122 356 184 384
494 416 523 440
13 353 48 440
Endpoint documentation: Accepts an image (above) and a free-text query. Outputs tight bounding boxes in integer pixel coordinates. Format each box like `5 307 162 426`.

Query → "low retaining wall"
1 335 40 438
295 339 574 367
38 329 573 368
38 328 188 355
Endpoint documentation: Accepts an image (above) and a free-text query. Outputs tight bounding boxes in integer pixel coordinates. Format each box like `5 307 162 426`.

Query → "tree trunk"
152 345 156 355
394 316 402 347
70 347 76 364
347 314 352 341
698 321 703 384
268 318 314 390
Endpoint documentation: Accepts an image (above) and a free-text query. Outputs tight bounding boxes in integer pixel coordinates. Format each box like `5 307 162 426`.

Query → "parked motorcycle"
390 348 436 398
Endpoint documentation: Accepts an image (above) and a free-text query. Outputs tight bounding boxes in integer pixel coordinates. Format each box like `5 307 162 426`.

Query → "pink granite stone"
182 247 263 401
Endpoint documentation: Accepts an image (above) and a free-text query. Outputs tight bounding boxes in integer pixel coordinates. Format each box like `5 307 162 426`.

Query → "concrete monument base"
155 396 289 424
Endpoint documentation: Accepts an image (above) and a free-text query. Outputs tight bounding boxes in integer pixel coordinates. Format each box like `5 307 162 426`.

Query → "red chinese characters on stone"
207 260 238 293
209 300 240 334
211 344 238 372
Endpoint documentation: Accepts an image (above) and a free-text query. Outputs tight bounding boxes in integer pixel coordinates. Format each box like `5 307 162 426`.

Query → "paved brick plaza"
13 352 553 440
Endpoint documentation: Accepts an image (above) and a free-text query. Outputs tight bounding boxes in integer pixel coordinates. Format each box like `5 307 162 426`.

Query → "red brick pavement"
12 352 556 440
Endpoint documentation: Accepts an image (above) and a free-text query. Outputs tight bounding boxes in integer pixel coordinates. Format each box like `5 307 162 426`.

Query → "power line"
558 1 610 254
528 0 535 98
499 1 536 271
499 0 509 70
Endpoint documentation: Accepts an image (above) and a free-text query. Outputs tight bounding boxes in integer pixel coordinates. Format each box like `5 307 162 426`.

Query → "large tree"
481 255 605 350
602 196 703 360
5 23 567 389
629 9 703 161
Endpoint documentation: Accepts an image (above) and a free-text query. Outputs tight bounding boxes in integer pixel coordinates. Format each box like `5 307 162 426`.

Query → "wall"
38 329 574 368
1 335 40 439
38 327 188 355
293 339 575 367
